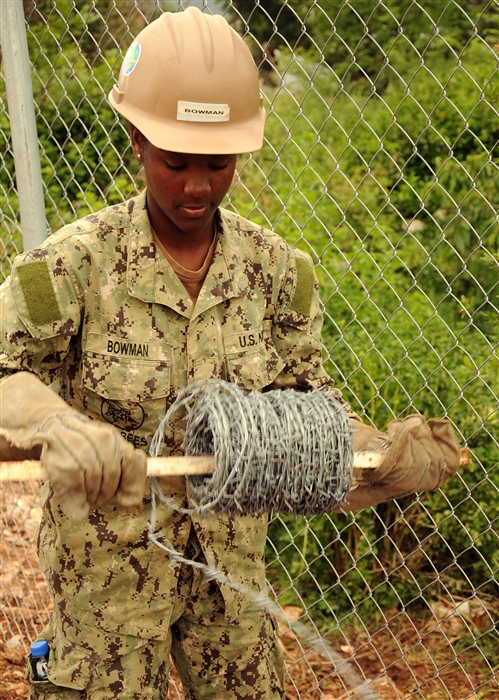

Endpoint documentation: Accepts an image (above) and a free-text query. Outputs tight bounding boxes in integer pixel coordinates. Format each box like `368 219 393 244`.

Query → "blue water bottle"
30 640 50 681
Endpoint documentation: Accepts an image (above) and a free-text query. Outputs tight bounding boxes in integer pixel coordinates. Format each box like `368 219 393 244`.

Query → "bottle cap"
30 640 49 657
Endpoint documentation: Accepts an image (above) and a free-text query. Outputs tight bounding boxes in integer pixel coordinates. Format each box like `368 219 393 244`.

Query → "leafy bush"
231 0 499 88
226 32 499 617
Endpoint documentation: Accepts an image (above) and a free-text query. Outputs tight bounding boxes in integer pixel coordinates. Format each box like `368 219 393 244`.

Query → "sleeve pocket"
11 251 80 340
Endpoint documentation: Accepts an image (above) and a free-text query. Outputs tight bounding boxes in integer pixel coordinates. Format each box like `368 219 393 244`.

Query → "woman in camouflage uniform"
0 8 460 699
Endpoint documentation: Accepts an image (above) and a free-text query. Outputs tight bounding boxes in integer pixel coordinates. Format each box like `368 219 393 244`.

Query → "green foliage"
226 26 499 619
230 0 499 88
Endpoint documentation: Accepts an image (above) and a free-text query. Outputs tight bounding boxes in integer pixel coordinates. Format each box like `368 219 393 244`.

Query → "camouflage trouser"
27 529 285 700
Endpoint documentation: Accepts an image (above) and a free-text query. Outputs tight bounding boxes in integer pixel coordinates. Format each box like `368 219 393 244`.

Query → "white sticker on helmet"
177 101 230 122
122 43 141 77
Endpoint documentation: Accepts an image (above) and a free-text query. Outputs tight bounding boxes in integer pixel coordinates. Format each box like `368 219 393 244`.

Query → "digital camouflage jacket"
0 190 347 637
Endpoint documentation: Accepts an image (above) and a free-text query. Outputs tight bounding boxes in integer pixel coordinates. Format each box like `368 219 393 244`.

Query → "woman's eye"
165 161 185 171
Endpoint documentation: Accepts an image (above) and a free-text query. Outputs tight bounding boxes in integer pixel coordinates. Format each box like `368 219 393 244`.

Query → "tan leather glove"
343 415 461 510
0 372 147 520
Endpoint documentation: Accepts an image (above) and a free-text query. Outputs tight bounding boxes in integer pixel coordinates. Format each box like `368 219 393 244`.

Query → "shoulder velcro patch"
16 261 62 326
289 255 315 317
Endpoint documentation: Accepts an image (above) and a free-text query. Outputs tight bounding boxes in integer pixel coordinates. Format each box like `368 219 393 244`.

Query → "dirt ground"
1 483 497 699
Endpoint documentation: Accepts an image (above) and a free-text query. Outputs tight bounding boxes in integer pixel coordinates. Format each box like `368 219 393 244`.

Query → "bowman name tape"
177 101 230 122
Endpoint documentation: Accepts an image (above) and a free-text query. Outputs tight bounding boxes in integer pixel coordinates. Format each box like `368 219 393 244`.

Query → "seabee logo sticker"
123 43 141 76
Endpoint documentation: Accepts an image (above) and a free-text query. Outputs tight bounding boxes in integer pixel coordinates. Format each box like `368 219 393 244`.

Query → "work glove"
0 372 147 520
343 414 461 510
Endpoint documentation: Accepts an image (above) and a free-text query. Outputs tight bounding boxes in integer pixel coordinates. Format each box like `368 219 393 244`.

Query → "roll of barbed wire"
150 381 354 516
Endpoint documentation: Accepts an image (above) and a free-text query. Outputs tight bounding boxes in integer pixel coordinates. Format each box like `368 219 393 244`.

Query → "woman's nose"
184 169 211 197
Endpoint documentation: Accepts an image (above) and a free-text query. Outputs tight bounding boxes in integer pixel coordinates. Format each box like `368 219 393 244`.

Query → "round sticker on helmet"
122 43 141 76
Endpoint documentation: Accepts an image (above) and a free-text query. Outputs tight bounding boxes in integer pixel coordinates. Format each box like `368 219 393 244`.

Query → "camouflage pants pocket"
26 634 96 700
27 675 82 700
28 621 172 699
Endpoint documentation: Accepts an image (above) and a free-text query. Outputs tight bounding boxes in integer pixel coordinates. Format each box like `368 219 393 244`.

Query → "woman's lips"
180 205 209 218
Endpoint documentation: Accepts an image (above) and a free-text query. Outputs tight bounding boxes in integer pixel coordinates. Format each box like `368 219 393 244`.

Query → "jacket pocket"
224 321 284 390
82 331 171 402
80 333 173 448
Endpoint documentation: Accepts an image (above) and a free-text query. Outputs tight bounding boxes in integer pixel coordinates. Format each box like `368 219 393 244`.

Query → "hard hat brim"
110 90 266 155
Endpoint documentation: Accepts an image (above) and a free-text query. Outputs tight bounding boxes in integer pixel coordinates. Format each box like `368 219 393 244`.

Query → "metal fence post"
0 0 47 250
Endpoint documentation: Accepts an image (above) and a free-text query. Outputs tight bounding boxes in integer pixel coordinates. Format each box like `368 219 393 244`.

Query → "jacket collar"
126 190 247 319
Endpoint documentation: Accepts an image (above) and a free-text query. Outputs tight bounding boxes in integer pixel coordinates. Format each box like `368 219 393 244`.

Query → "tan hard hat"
109 7 266 154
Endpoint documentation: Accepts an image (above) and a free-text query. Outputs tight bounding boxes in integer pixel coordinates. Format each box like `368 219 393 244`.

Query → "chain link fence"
1 1 498 698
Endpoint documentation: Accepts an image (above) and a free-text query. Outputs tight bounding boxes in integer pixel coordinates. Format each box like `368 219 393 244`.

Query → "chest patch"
101 399 145 431
224 328 265 355
106 338 150 358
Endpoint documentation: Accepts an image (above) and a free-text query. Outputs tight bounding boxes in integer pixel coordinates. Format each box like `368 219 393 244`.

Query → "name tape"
177 101 230 123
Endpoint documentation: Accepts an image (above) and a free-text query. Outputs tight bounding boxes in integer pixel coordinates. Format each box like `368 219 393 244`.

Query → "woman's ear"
128 122 144 159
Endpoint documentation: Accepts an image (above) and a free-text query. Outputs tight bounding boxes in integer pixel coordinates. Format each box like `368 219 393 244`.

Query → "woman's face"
131 127 237 241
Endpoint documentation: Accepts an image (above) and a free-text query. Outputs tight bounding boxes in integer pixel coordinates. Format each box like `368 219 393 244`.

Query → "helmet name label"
177 101 230 122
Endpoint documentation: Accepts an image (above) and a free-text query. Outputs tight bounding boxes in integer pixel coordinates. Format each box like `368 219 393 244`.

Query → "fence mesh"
1 1 498 698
